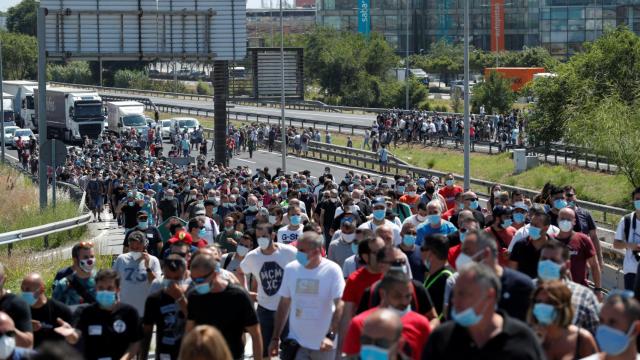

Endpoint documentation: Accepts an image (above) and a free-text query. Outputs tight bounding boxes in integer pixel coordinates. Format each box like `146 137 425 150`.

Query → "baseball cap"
513 202 529 212
168 231 193 245
372 197 386 206
193 204 206 216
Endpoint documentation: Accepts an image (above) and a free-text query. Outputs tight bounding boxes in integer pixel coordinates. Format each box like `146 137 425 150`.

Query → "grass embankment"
152 111 633 209
0 164 89 293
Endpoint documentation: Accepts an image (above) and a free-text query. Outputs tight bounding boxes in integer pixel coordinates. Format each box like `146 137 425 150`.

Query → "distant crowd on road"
1 124 640 360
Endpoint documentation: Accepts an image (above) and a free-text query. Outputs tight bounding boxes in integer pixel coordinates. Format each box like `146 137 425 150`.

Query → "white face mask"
130 252 142 261
416 214 427 222
0 335 15 360
342 233 356 243
389 305 411 318
257 237 271 250
236 245 249 257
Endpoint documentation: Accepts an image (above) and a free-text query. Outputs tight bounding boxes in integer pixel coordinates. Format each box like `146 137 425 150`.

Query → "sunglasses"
165 259 186 271
192 271 214 284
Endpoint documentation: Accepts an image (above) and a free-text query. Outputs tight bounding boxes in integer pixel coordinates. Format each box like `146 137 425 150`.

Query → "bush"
48 61 94 84
113 69 189 93
196 81 212 95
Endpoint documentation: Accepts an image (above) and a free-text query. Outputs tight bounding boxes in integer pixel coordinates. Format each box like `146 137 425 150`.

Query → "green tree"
0 32 37 79
471 70 515 114
47 61 93 84
526 74 571 145
6 0 38 36
451 88 462 113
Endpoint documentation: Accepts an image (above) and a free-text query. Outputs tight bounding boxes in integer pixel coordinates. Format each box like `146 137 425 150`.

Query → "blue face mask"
501 219 513 229
513 213 526 224
402 235 416 247
445 179 454 187
537 260 562 281
351 243 358 255
596 324 635 356
529 226 542 240
194 283 211 295
457 202 465 210
397 186 405 193
296 251 309 267
300 187 308 194
373 209 386 221
198 228 207 237
138 220 149 230
553 199 568 210
96 291 117 308
459 231 466 243
128 201 134 207
428 214 441 225
451 301 485 327
290 215 301 226
533 303 557 325
470 200 479 210
634 200 640 210
360 345 389 360
20 292 37 307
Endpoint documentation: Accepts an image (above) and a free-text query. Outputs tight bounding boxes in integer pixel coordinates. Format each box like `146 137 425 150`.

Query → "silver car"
3 126 19 145
11 129 34 148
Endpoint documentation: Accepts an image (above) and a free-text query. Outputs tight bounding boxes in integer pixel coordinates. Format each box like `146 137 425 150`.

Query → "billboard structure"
250 47 303 100
41 0 246 61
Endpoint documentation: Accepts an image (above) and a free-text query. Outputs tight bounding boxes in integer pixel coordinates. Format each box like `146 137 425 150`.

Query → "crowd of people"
3 118 640 360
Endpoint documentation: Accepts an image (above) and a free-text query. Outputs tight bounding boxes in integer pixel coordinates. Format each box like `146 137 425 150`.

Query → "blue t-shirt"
416 220 457 246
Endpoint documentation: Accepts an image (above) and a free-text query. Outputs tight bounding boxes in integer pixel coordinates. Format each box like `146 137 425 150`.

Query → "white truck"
34 87 106 141
106 101 148 136
2 80 37 130
2 92 15 125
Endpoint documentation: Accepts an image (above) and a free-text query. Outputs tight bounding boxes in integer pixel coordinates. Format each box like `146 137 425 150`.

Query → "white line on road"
233 158 256 164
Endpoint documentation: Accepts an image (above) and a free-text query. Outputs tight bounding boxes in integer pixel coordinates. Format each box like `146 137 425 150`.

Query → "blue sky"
0 0 282 12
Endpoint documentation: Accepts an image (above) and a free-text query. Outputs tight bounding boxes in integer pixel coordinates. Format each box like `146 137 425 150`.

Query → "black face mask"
426 187 435 194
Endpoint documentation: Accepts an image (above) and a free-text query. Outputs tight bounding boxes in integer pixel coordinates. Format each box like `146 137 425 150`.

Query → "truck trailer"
2 80 38 130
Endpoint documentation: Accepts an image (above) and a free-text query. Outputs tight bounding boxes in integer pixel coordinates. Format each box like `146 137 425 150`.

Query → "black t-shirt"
158 199 179 219
575 207 597 235
401 246 427 283
123 227 163 257
424 267 454 318
318 201 339 229
356 280 434 317
422 310 545 360
187 284 258 359
499 268 535 322
121 204 142 229
0 294 32 333
143 291 186 360
509 240 542 279
31 299 73 347
75 303 142 360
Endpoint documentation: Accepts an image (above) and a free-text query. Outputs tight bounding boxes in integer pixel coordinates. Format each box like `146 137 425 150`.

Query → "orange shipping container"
484 67 545 92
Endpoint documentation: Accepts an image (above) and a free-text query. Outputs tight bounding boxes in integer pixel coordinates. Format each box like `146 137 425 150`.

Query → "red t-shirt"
342 267 383 310
438 186 463 210
399 195 420 213
484 226 516 267
442 207 457 221
553 231 596 285
343 307 432 360
448 244 462 270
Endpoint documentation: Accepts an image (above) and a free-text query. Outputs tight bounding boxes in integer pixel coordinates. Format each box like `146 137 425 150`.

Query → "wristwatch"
325 332 336 341
146 268 152 272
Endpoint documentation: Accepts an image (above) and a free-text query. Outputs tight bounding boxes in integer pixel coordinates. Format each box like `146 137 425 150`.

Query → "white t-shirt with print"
113 252 162 316
277 225 304 244
615 213 640 274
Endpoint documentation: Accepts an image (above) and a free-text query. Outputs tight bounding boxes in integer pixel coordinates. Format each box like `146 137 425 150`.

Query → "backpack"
623 213 637 242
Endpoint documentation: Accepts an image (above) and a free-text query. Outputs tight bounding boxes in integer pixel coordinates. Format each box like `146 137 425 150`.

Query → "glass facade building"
316 0 640 58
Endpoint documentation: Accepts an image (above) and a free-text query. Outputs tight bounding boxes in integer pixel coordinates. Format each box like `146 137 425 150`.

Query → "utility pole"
463 0 470 190
280 0 287 172
404 0 410 110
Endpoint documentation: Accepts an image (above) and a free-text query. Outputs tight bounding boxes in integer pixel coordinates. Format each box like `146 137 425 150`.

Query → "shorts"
91 195 104 209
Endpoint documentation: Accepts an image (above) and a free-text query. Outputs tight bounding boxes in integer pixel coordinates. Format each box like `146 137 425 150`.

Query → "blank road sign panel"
41 0 246 61
256 51 302 98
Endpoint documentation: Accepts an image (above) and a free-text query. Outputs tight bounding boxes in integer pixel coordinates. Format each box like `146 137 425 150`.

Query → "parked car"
11 128 34 148
3 126 19 145
170 117 200 137
159 119 172 139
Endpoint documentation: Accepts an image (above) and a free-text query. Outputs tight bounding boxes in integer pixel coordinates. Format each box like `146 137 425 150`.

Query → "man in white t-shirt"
358 197 402 245
112 231 162 316
613 187 640 290
508 221 560 252
239 223 297 357
269 231 345 360
277 205 305 244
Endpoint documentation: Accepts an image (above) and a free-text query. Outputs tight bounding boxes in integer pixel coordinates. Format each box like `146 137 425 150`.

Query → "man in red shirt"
343 270 431 360
399 182 420 214
447 214 479 269
438 173 463 211
337 236 389 353
484 205 517 267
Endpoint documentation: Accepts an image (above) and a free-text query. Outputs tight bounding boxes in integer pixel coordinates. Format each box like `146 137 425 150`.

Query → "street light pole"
0 38 4 165
463 0 470 191
280 0 287 172
405 0 410 110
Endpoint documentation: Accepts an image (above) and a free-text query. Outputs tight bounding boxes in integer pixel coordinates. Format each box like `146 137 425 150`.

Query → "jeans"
624 273 636 291
295 346 336 360
257 305 289 357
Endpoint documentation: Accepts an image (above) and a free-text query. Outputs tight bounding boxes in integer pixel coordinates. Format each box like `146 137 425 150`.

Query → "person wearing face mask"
123 212 163 257
580 291 640 360
53 241 97 309
449 230 535 322
317 189 341 244
438 173 463 211
509 210 553 279
277 206 305 245
484 205 516 267
555 207 601 292
446 211 477 268
214 216 240 253
449 191 486 228
186 254 263 360
399 223 426 283
511 201 529 230
20 273 72 348
242 195 261 229
199 200 220 245
221 232 255 278
0 312 35 360
343 270 432 359
421 234 454 321
331 199 362 234
86 172 106 222
157 189 179 222
509 203 561 252
55 269 143 360
535 240 601 334
419 180 447 212
357 309 404 360
527 281 598 360
402 203 429 229
423 263 545 359
614 187 640 291
268 206 285 231
113 231 162 317
141 255 189 360
415 201 457 247
328 221 358 268
118 192 143 231
238 224 296 357
269 232 345 360
548 185 570 226
564 186 604 271
399 182 421 214
359 198 403 245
